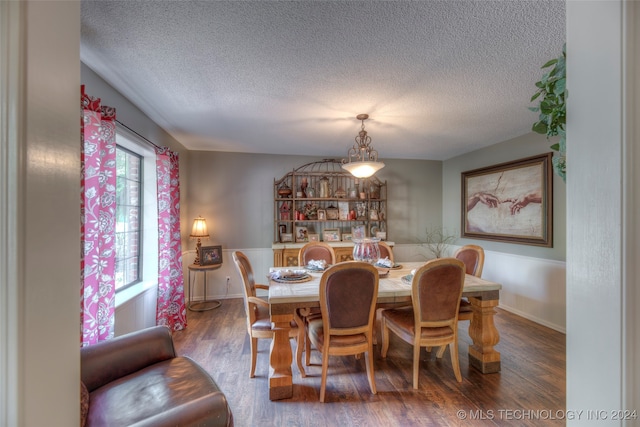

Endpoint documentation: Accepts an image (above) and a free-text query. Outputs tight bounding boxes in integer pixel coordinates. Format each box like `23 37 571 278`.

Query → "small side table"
188 263 222 311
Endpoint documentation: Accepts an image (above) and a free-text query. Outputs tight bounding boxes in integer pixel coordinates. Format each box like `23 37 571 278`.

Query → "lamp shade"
341 160 385 179
190 217 209 238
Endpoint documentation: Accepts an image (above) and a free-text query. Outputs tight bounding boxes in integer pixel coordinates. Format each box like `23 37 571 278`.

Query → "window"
113 129 158 304
115 146 142 291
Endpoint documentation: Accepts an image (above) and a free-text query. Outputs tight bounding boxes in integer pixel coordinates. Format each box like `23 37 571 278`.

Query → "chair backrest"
299 242 336 266
319 262 378 334
412 258 465 327
454 244 485 277
377 241 394 263
232 251 258 324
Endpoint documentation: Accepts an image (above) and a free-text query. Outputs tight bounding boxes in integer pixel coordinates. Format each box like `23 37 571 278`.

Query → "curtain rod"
116 119 162 151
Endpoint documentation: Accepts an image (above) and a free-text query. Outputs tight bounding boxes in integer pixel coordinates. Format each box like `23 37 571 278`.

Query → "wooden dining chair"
298 241 336 266
297 241 337 365
307 262 379 402
232 251 305 378
377 241 394 263
381 258 465 389
454 244 485 321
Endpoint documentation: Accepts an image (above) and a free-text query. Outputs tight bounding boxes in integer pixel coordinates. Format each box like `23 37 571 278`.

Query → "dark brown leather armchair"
80 325 233 427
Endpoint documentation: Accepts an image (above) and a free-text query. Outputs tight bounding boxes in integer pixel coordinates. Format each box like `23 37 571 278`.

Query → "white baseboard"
498 304 566 334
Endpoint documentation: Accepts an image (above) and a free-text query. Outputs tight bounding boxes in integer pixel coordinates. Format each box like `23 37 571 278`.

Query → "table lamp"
190 216 210 265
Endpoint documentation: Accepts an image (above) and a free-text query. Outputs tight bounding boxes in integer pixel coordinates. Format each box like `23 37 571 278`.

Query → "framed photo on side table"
308 233 320 242
200 245 222 266
280 233 293 243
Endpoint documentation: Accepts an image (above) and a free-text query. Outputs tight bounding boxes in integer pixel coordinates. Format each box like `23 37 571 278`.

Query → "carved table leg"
467 296 501 373
269 313 293 400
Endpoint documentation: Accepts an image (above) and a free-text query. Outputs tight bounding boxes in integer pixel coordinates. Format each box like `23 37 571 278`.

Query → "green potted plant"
529 43 566 181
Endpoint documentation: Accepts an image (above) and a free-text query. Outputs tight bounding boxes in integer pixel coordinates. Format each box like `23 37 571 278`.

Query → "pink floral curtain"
81 86 116 345
155 147 187 330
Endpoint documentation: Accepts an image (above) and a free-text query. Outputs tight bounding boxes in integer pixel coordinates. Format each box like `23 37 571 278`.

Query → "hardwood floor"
172 298 565 426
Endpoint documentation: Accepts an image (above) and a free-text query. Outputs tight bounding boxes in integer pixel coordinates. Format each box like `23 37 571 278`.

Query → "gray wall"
443 132 566 261
81 63 191 249
187 153 442 249
82 64 445 251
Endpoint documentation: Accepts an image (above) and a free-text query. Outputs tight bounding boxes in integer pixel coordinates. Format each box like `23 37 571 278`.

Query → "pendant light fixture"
341 114 385 178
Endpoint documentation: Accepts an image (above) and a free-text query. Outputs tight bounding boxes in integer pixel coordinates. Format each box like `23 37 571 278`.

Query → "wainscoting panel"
180 245 566 333
115 285 158 336
482 249 566 332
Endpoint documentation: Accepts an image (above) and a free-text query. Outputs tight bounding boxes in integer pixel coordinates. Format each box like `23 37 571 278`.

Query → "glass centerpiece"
352 237 380 264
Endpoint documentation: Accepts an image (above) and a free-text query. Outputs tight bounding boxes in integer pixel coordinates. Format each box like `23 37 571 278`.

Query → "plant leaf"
532 121 547 134
554 78 566 95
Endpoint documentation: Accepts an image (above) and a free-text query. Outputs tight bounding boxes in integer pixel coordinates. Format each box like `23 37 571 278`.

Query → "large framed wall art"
461 153 553 247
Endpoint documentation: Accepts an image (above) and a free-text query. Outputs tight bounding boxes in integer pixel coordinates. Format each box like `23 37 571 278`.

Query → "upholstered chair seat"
252 304 298 332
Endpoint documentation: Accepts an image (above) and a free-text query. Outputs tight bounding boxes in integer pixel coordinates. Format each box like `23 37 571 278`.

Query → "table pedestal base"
269 315 294 400
467 296 501 373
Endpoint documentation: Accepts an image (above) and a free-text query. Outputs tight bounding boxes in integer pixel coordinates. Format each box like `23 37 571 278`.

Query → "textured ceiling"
81 1 565 161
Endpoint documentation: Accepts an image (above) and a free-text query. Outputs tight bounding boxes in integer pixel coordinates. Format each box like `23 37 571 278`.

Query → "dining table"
267 261 502 401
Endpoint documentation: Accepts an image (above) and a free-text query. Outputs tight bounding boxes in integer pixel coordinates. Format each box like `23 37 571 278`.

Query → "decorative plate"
272 273 312 284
